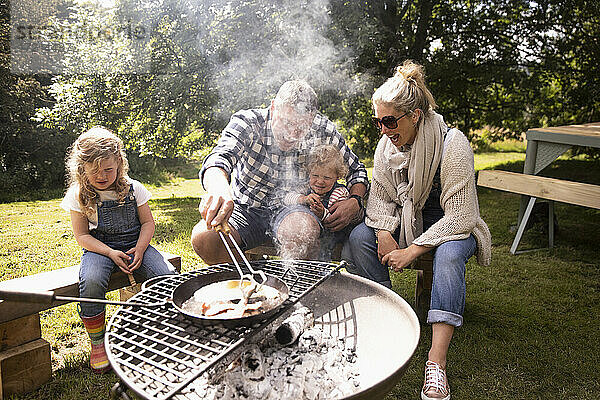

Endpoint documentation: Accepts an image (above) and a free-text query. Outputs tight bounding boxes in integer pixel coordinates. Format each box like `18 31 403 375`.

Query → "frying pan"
171 270 289 328
0 270 290 328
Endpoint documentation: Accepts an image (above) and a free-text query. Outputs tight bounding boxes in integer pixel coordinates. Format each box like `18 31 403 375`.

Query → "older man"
191 80 368 264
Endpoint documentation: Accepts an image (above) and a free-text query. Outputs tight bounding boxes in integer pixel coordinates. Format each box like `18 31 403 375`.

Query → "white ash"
192 326 360 399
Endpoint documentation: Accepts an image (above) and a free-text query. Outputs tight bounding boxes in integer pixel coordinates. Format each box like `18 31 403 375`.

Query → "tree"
3 0 600 194
0 0 73 192
327 0 600 147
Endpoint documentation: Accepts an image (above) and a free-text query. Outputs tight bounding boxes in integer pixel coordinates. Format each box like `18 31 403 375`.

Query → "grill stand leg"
111 381 132 400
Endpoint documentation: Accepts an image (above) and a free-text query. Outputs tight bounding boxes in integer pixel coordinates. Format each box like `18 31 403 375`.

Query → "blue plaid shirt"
201 108 368 210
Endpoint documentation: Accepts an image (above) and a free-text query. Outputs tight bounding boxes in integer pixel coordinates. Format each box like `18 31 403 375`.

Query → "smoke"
181 0 366 262
277 210 320 262
186 0 368 117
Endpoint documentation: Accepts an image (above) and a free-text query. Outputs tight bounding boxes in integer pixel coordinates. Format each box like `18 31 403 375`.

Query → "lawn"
1 149 599 399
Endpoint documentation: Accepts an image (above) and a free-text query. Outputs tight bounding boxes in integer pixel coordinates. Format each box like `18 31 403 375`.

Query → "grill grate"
106 260 341 400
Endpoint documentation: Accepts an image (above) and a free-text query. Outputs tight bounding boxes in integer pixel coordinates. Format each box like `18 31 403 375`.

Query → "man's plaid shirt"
201 108 368 210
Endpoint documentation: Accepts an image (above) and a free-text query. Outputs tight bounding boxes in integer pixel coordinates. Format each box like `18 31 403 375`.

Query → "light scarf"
372 111 446 247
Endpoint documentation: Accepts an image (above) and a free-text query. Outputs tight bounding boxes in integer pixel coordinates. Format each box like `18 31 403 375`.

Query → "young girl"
61 127 176 373
284 144 356 260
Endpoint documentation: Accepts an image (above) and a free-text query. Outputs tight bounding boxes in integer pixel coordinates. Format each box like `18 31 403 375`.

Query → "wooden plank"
530 122 600 138
526 123 600 148
0 338 52 397
162 252 182 272
0 252 181 324
477 170 600 209
406 252 433 271
0 315 41 351
245 242 279 257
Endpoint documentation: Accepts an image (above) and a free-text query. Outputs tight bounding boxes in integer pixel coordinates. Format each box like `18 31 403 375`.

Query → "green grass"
1 151 600 399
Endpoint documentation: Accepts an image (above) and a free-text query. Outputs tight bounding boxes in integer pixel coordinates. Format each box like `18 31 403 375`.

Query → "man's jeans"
342 222 476 327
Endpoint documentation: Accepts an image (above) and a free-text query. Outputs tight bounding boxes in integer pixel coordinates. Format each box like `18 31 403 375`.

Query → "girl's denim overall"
342 167 476 327
78 185 175 317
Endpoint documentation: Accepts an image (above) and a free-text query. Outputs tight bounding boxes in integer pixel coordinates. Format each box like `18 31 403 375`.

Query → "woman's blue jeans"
79 245 175 317
342 222 476 327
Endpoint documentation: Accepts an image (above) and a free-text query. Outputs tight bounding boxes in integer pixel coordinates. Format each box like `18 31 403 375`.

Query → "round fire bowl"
301 271 420 399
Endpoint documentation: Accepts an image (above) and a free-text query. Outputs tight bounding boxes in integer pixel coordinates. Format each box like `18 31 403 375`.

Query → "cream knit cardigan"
365 129 492 266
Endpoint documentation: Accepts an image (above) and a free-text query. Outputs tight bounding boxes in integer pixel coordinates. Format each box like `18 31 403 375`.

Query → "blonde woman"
342 61 491 400
61 127 175 373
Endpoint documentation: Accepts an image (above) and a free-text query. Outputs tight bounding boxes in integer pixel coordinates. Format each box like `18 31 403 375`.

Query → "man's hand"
323 198 360 232
199 193 234 229
381 244 429 272
376 230 399 262
200 167 234 229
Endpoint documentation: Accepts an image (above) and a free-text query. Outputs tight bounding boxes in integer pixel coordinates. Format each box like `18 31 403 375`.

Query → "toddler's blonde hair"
307 144 348 179
65 127 129 217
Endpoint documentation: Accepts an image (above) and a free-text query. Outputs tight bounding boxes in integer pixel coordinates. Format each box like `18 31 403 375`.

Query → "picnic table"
515 122 600 251
478 122 600 254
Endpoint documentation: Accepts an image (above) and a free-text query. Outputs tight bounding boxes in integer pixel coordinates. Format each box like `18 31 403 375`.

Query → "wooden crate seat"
0 251 181 398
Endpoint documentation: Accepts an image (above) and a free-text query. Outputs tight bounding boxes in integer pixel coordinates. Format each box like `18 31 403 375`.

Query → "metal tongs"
215 221 267 304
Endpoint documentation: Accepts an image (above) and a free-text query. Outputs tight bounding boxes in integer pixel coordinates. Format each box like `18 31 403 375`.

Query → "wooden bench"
477 169 600 253
0 251 181 398
245 241 434 322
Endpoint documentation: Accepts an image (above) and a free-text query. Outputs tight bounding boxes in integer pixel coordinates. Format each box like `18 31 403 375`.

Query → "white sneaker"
421 360 450 400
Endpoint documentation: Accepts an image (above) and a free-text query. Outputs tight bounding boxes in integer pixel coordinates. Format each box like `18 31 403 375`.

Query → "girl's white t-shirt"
60 178 152 230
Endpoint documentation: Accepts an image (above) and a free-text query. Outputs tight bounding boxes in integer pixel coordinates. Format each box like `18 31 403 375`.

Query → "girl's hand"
108 249 133 274
376 231 399 262
126 247 145 272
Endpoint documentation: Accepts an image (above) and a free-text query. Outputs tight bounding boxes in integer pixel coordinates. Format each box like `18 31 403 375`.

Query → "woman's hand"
377 230 399 262
108 249 133 274
382 244 429 272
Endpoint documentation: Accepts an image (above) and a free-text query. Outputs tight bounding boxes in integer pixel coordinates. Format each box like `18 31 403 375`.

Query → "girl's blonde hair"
307 144 348 179
65 126 129 217
372 60 437 126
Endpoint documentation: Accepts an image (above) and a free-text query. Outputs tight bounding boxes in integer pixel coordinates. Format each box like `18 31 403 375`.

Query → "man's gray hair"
273 80 318 115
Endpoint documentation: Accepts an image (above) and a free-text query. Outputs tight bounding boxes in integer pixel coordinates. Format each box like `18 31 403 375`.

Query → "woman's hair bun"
372 59 437 115
394 60 424 85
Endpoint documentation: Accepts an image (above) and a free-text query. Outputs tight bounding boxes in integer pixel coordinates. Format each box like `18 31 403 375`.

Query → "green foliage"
2 0 600 195
0 1 74 192
327 95 380 160
327 0 600 139
33 2 219 160
469 126 522 154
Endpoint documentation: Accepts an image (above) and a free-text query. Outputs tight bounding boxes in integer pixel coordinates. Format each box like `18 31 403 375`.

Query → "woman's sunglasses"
371 111 411 130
